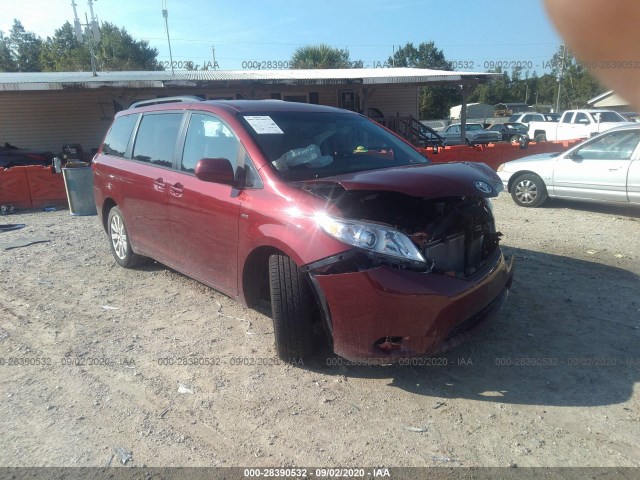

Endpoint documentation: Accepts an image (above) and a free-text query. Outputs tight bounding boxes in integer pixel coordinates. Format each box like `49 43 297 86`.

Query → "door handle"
169 182 183 197
608 167 620 172
153 177 165 192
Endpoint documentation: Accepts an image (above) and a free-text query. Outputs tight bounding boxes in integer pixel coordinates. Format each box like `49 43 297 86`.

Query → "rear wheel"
511 173 548 207
509 134 521 143
269 254 315 362
107 207 148 268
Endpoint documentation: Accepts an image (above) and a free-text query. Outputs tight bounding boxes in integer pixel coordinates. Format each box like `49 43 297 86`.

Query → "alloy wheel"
110 214 128 260
514 179 538 204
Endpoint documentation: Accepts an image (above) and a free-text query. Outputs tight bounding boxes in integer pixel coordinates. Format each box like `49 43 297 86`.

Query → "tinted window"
102 114 139 157
132 113 183 167
181 114 240 173
575 112 590 124
562 113 573 124
597 111 628 123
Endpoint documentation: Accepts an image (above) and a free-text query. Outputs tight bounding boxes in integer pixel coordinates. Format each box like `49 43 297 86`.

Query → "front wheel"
511 173 548 207
509 134 521 143
534 133 547 142
269 254 315 362
107 207 148 268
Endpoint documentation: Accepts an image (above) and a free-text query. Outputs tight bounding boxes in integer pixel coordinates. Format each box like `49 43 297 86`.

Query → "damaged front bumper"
307 249 514 362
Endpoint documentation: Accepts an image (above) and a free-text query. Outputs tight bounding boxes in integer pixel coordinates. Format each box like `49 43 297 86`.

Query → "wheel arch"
101 198 118 233
242 245 285 309
533 129 547 138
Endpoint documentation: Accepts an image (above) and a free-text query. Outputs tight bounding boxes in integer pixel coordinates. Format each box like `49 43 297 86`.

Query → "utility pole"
555 44 565 113
162 0 174 75
71 0 100 76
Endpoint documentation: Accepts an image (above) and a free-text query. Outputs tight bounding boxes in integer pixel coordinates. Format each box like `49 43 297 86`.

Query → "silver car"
497 124 640 207
441 123 502 146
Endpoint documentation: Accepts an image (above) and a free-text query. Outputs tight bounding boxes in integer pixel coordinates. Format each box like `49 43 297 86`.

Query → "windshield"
240 111 429 181
596 111 628 123
465 124 484 131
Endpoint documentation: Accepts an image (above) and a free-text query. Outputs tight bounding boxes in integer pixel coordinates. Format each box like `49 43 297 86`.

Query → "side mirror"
195 157 235 185
567 151 582 161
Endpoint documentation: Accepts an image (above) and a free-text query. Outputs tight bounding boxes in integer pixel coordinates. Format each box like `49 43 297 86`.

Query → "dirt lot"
0 193 639 468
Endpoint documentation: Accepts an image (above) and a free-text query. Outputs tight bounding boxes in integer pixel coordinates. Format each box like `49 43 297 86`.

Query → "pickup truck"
529 109 632 142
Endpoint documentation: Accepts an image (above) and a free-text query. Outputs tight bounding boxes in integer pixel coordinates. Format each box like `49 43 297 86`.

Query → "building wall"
0 90 116 154
590 92 630 112
364 85 418 118
0 84 419 153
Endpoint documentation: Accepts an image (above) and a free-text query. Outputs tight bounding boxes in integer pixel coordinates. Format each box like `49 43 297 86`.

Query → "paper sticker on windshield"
244 116 284 134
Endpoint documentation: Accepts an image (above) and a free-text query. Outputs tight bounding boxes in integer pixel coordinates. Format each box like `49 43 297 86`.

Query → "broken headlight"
315 214 426 267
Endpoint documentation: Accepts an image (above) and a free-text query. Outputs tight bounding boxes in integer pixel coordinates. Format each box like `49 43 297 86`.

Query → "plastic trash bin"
62 166 97 216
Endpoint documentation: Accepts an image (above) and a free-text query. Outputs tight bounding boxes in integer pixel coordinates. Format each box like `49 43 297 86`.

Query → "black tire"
509 134 521 143
510 173 548 208
107 206 148 268
534 133 547 142
268 254 315 362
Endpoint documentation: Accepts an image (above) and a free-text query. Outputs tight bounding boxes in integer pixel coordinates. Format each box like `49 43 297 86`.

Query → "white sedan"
497 125 640 207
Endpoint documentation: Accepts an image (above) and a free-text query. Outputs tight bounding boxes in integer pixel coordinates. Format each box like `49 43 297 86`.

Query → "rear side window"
132 113 183 167
102 114 139 157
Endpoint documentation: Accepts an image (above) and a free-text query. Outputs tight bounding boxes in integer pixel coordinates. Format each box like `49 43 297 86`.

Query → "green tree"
388 41 451 70
470 46 605 112
387 42 458 119
0 31 17 72
7 19 42 71
548 46 602 109
95 23 162 71
40 22 89 71
290 44 352 69
468 68 513 105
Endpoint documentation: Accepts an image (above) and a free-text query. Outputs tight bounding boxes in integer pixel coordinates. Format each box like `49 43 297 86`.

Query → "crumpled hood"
302 162 503 198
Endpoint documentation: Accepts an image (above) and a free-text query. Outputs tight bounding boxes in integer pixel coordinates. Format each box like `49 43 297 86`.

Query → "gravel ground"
0 193 639 467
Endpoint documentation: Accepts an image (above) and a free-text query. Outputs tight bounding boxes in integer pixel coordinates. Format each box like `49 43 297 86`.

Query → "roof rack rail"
129 96 202 109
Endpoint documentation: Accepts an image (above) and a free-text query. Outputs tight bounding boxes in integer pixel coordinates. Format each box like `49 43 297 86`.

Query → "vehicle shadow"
308 247 640 407
543 198 640 219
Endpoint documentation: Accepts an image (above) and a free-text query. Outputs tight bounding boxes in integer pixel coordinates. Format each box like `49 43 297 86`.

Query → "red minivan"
93 98 513 362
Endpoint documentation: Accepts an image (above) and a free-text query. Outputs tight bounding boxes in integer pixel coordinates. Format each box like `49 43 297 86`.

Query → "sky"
0 0 563 74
